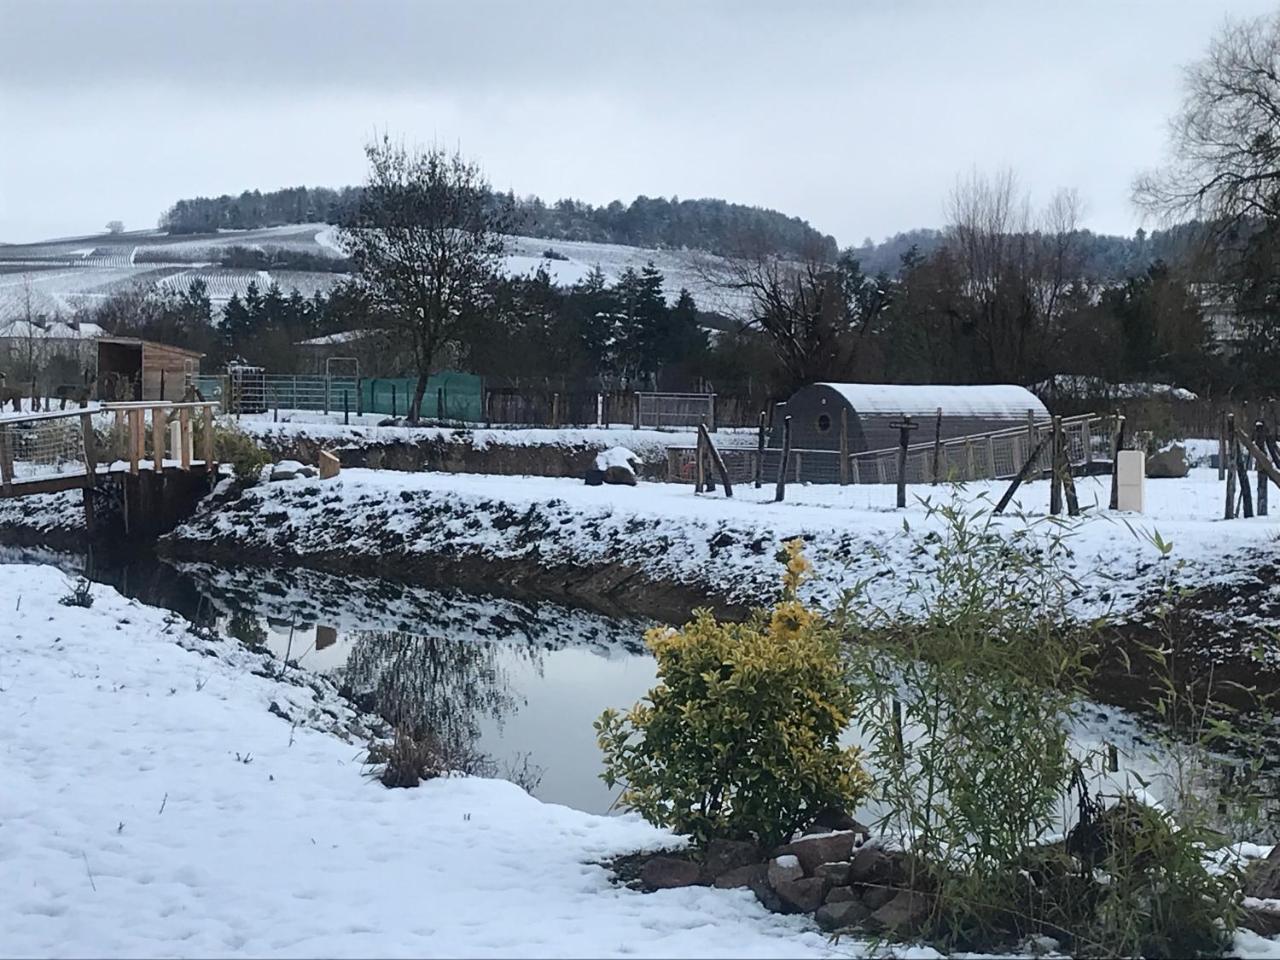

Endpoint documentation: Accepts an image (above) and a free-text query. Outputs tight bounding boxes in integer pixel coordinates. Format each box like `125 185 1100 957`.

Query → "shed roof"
816 383 1048 419
97 337 204 358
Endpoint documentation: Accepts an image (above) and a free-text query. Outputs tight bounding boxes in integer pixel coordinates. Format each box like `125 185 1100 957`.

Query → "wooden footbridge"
0 401 220 533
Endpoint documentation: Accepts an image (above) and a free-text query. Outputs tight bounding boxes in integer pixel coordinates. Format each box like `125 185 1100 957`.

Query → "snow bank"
165 466 1279 627
0 565 855 957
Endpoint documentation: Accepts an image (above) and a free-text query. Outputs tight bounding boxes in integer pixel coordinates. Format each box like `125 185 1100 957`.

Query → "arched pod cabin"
772 383 1049 482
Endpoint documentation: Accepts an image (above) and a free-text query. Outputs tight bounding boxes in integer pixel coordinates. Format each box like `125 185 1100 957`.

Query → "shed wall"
141 343 200 400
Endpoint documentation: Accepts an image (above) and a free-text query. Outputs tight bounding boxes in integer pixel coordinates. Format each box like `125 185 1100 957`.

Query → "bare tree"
1134 12 1280 230
944 169 1084 383
340 137 512 422
709 252 890 394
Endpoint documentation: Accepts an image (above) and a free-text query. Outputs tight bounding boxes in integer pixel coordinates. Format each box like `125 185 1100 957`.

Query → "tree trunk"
408 372 429 424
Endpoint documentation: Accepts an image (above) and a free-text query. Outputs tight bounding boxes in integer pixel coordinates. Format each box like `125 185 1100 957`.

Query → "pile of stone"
635 830 929 938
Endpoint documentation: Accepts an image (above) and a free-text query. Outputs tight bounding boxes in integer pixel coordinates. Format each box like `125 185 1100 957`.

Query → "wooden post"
552 392 561 428
437 386 445 422
202 405 214 466
0 426 12 495
1109 412 1126 511
1050 415 1064 516
1256 421 1269 517
1237 426 1280 494
80 410 96 530
774 415 792 503
1225 412 1237 519
179 407 191 470
344 390 350 427
698 423 732 497
323 377 330 416
932 407 943 485
694 430 706 493
152 406 165 468
754 410 766 489
159 369 166 402
356 378 364 417
1082 418 1093 472
632 395 640 430
984 434 996 479
890 414 918 509
839 407 850 485
127 409 141 475
995 437 1049 515
391 383 397 419
1237 426 1254 518
1218 411 1228 481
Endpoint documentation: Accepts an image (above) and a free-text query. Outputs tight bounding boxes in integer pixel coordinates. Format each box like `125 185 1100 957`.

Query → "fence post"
985 434 996 479
1226 412 1237 519
152 406 165 467
839 407 849 485
159 369 166 402
179 408 191 470
356 378 364 417
437 386 445 422
127 409 141 475
0 426 12 495
633 394 640 430
344 390 350 426
1256 420 1269 517
755 410 766 489
709 393 717 433
1082 417 1093 472
391 383 397 419
1219 411 1228 481
774 415 792 503
202 405 214 466
552 392 561 428
1109 411 1126 510
932 407 943 484
1050 415 1064 516
695 430 706 493
794 451 803 483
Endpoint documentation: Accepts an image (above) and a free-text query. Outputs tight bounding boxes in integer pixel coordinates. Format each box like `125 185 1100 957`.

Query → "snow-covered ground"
0 565 863 958
168 465 1280 624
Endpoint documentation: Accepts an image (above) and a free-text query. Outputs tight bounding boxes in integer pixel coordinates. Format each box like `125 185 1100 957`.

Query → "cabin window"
816 413 832 432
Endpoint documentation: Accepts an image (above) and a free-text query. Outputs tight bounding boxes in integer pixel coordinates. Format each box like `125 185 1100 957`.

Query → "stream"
5 544 1279 837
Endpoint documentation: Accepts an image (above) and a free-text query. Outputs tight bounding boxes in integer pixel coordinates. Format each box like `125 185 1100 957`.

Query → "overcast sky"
2 0 1276 245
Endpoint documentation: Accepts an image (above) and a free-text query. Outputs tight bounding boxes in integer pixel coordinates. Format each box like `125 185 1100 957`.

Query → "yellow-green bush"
596 540 870 848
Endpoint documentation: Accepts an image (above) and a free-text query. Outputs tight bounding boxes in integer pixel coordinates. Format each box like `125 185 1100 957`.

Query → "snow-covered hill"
0 224 747 321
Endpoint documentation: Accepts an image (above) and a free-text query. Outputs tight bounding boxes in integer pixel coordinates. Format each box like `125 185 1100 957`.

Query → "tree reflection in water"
339 630 542 746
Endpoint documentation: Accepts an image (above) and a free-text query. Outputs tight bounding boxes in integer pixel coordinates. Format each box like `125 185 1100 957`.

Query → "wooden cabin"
96 337 203 401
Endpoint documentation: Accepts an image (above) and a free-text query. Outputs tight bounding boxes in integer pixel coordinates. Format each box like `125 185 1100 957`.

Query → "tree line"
158 186 836 261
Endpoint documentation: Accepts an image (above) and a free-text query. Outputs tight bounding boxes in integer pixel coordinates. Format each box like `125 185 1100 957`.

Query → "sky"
2 0 1277 246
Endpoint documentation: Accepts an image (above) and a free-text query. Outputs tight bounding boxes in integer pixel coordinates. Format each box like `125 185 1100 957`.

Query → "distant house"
0 318 104 384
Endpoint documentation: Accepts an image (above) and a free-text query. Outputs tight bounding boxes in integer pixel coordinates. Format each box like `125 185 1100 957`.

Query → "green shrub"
214 422 270 484
596 540 871 849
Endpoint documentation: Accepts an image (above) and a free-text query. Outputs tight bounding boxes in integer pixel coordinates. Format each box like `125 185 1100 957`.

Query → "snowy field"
0 224 740 320
0 565 863 958
169 464 1279 624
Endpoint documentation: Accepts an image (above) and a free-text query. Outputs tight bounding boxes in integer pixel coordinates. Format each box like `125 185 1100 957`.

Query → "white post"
1115 450 1146 513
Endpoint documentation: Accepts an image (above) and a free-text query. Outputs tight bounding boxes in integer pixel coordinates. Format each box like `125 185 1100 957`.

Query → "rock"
868 890 930 935
807 806 869 836
318 450 340 480
713 863 764 890
825 885 860 903
861 885 897 910
584 468 605 486
766 854 803 888
377 417 402 427
772 876 829 914
702 839 761 881
815 900 872 932
814 861 852 886
1242 903 1280 937
775 831 860 876
1146 444 1189 479
603 464 637 486
848 846 910 887
639 856 702 890
269 459 308 481
1246 845 1280 900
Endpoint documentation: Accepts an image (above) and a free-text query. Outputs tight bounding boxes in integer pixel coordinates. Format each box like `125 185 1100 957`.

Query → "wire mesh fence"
637 393 716 431
0 414 88 483
665 415 1114 486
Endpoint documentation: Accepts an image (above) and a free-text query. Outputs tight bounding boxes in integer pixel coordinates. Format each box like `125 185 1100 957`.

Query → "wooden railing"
0 401 219 497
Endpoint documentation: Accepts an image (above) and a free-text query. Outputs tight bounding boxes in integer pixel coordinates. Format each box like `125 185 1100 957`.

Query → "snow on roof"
815 382 1048 419
296 328 387 346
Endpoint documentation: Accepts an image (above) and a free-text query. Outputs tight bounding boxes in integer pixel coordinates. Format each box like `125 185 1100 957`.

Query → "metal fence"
637 392 716 431
665 414 1114 486
851 414 1112 485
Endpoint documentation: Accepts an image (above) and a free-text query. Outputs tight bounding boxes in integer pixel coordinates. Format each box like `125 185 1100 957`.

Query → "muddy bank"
159 535 745 624
249 431 671 480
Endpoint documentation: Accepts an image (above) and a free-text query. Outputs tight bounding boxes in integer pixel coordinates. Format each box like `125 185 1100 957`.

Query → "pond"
4 544 1277 836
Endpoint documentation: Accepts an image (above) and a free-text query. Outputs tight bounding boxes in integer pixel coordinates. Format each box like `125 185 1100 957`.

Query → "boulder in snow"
638 855 702 890
1146 443 1189 479
269 460 317 482
595 446 639 486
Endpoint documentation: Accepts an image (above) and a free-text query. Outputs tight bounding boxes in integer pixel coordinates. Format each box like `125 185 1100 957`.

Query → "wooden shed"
775 383 1050 454
96 337 203 401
